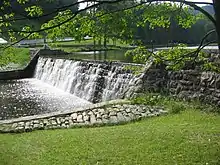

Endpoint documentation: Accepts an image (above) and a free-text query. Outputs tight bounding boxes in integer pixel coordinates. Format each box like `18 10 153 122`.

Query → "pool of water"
46 50 134 63
0 79 91 120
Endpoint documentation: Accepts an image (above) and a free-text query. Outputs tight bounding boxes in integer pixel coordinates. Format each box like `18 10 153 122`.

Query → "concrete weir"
0 49 163 133
0 49 68 80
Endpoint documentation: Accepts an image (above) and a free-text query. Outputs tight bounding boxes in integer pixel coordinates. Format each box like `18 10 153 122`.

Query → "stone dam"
1 49 220 133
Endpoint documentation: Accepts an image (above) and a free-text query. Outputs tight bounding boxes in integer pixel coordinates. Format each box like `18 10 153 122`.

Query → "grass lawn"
0 109 220 165
0 47 30 67
50 39 130 47
48 39 131 53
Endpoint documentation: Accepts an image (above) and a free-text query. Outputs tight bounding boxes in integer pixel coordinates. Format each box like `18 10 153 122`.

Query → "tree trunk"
98 39 102 47
104 36 107 48
213 0 220 51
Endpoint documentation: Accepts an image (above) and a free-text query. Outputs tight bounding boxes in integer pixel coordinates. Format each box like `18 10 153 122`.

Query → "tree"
0 0 219 50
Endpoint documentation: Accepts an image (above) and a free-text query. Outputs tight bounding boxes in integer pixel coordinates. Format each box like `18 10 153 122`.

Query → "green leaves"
17 0 29 4
125 46 152 64
125 44 220 72
25 6 43 17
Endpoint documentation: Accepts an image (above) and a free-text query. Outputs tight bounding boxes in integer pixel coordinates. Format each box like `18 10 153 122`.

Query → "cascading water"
34 57 142 103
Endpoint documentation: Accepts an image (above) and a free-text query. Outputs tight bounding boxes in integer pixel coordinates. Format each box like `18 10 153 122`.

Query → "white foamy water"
34 57 139 102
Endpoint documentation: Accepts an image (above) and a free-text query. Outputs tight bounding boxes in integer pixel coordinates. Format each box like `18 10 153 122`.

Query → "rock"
25 121 30 126
82 112 87 117
77 115 84 123
15 126 25 133
33 120 39 124
96 119 103 124
109 116 118 124
88 111 94 116
128 113 136 120
65 117 70 121
25 125 32 132
148 113 156 117
18 122 25 127
96 113 102 119
117 112 125 122
141 113 148 117
11 123 18 128
61 123 66 128
69 120 74 126
132 110 141 115
158 109 168 114
33 124 40 129
60 117 65 123
90 114 97 124
125 108 131 113
84 115 90 121
102 118 109 124
102 114 109 119
56 118 61 125
51 120 57 125
43 119 48 124
109 111 117 116
71 113 78 120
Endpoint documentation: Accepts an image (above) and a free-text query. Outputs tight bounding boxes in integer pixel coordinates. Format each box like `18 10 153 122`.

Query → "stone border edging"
0 101 167 134
0 99 130 125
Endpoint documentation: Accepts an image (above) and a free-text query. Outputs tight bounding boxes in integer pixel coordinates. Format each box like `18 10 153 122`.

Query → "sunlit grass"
0 109 220 165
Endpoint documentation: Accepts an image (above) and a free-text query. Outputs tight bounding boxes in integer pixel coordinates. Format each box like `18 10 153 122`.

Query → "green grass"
0 109 220 165
0 47 30 67
131 93 220 114
50 39 130 47
48 39 131 53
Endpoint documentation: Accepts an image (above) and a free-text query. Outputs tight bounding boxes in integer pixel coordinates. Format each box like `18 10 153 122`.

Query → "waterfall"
34 57 141 103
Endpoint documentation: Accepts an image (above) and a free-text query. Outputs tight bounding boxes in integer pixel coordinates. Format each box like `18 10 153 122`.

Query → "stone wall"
140 65 220 106
0 100 167 133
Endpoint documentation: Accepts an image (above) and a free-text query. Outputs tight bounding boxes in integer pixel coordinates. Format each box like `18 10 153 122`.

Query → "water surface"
0 79 91 120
